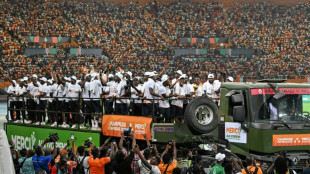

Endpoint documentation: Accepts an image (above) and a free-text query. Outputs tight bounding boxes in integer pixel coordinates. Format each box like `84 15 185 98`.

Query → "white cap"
126 71 132 78
12 80 16 84
208 74 214 79
108 74 114 78
47 80 53 84
149 72 156 77
144 72 151 76
85 74 91 77
20 79 24 82
133 76 140 80
227 76 234 82
41 77 47 82
32 74 38 78
215 153 226 161
116 73 123 80
179 74 187 79
161 75 169 82
175 70 182 75
23 77 28 81
77 80 81 84
71 76 77 80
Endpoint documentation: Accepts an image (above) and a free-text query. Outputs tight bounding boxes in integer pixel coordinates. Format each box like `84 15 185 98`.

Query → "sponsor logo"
273 134 310 146
11 132 36 150
154 127 174 133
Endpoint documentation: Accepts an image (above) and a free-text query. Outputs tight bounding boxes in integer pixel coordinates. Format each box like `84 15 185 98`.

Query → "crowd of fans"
9 130 310 174
1 0 309 82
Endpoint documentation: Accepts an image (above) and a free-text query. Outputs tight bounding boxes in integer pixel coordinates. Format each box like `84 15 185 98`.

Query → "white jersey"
143 78 155 103
159 85 170 108
116 80 127 104
138 159 161 174
131 84 143 104
82 82 91 101
108 81 118 97
202 80 221 101
55 84 65 101
39 83 49 101
65 82 82 101
16 85 27 102
7 85 17 102
27 82 41 103
171 83 187 108
90 80 102 101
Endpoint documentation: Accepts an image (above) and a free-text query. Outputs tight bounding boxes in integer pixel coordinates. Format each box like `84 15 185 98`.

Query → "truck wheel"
184 97 219 135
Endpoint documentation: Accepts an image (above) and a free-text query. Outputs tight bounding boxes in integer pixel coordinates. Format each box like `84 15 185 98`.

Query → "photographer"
158 140 178 174
74 145 90 174
33 137 57 174
133 144 161 174
112 131 136 173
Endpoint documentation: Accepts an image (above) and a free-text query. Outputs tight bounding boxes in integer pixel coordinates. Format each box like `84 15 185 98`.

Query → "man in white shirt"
81 74 92 128
115 73 128 115
59 75 82 128
105 74 116 114
194 77 203 97
27 74 41 124
202 74 221 106
7 80 18 121
47 80 56 126
55 75 69 128
16 79 28 123
90 73 103 129
37 77 49 125
129 77 143 116
142 72 164 117
158 75 171 123
171 74 187 123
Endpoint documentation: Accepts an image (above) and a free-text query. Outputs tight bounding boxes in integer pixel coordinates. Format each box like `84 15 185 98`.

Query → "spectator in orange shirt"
242 156 263 174
158 140 178 174
88 143 111 174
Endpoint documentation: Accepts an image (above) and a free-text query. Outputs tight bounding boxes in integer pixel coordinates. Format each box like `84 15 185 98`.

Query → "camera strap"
163 161 172 174
36 156 45 170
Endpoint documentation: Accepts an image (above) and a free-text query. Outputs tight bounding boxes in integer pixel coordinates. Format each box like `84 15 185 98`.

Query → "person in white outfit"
203 74 222 106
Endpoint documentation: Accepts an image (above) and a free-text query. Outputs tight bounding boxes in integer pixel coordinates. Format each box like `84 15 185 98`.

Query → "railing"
6 95 195 130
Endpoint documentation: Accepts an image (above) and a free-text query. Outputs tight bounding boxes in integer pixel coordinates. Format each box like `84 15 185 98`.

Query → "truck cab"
218 81 310 169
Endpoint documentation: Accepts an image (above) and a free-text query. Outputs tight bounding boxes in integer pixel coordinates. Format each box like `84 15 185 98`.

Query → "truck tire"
184 97 219 135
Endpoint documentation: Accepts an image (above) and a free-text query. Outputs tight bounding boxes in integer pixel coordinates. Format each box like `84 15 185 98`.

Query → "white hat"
175 70 182 75
41 77 47 82
71 76 77 80
161 75 169 82
126 71 132 78
149 72 156 77
116 73 123 80
133 76 140 80
91 73 98 80
108 74 114 78
144 72 151 76
179 74 187 79
85 74 91 77
215 153 226 161
12 80 16 84
227 76 234 82
208 74 214 79
20 79 24 82
32 74 38 78
77 80 81 84
23 77 28 81
47 80 53 84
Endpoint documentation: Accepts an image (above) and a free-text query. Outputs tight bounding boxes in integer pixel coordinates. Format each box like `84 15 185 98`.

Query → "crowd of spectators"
1 0 310 82
9 130 310 174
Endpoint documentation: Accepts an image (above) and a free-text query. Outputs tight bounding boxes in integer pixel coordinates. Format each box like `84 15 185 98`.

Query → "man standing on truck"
203 74 221 105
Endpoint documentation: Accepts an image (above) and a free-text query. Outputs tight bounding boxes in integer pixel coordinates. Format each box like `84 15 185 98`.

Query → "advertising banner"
273 134 310 146
251 88 310 95
225 122 247 143
102 115 152 140
6 124 100 151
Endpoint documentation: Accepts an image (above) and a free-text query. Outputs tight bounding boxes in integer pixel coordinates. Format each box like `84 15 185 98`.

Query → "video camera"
84 137 92 148
47 133 59 142
123 127 132 136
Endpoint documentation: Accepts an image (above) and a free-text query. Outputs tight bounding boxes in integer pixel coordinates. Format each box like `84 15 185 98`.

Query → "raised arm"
142 133 150 149
133 145 152 170
119 133 124 150
172 140 177 160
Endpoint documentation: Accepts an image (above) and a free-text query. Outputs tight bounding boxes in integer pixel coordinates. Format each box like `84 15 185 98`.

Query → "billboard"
6 124 100 150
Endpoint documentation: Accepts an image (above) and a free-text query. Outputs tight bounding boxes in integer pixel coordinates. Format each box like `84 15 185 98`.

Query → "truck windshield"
250 88 310 123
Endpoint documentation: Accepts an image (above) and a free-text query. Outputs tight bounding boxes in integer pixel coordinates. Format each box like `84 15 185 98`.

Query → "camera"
168 141 173 145
112 140 117 145
123 127 132 136
150 144 154 149
84 137 92 148
47 133 59 142
71 134 76 141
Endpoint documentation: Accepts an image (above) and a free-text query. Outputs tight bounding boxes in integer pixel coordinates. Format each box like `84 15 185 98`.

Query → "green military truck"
152 80 310 170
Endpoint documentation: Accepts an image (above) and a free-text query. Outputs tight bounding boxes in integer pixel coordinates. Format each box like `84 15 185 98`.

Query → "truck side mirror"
233 106 246 122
